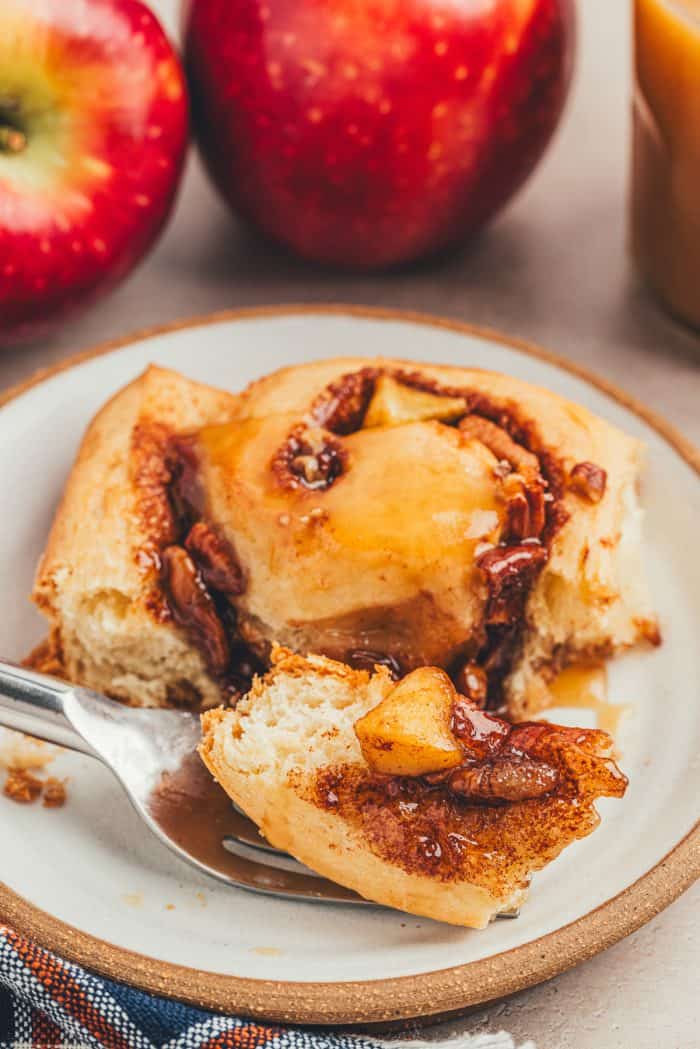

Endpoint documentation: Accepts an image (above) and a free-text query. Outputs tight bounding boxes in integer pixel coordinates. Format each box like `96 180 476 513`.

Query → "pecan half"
185 522 245 597
501 473 533 542
459 414 540 477
477 542 548 625
131 422 179 551
273 425 346 491
459 415 546 538
311 368 378 434
459 413 545 537
448 756 559 802
569 461 607 503
161 545 230 675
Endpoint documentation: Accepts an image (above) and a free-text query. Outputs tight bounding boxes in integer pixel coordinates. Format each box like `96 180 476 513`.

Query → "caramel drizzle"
272 366 569 706
313 719 626 891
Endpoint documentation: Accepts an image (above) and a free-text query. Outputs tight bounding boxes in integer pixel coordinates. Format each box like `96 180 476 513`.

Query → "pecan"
501 473 532 542
452 661 488 708
273 425 346 491
161 545 230 676
569 461 607 503
459 414 540 477
311 368 378 434
459 415 547 538
185 521 245 597
131 422 179 550
448 756 559 802
346 649 402 679
451 699 510 757
477 542 548 625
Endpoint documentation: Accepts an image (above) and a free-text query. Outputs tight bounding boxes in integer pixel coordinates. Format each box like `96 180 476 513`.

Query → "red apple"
184 0 574 269
0 0 188 346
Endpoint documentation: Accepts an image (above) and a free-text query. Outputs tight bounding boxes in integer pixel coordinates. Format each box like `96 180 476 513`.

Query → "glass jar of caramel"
631 0 700 329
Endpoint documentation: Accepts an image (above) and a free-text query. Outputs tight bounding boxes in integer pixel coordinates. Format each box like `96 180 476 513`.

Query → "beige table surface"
2 1 698 1045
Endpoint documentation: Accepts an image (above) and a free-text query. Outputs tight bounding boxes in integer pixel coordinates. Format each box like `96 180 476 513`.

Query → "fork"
0 661 518 917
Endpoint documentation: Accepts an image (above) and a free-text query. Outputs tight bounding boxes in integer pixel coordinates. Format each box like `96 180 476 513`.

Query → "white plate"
0 307 698 1025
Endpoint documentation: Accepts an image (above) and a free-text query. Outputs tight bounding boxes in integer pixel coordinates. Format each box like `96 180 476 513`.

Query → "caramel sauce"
632 0 700 328
196 411 510 673
313 724 626 898
200 415 506 561
148 752 360 901
543 664 629 738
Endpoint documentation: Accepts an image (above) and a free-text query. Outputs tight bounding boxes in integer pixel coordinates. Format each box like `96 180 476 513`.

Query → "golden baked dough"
32 357 658 714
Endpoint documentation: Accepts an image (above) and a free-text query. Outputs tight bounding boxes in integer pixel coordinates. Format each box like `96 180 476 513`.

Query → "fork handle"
0 660 95 757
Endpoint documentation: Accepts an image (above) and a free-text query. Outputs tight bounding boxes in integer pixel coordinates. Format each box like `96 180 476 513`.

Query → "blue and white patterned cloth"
0 925 533 1049
0 924 370 1049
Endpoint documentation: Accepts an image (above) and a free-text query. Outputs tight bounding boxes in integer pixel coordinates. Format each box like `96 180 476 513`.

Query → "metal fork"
0 661 517 917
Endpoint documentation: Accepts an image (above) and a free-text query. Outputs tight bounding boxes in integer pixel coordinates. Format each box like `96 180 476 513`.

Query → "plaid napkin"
0 924 533 1049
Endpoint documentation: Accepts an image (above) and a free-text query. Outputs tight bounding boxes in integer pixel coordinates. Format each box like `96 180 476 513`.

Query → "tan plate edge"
0 303 698 1025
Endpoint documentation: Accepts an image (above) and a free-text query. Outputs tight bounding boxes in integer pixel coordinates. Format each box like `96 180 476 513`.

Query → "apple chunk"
355 667 464 776
363 376 467 429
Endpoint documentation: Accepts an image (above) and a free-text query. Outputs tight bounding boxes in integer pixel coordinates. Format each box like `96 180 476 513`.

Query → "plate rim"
1 303 698 1026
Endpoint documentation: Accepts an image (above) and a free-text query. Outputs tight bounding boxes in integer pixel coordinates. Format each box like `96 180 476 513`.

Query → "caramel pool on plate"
631 0 700 328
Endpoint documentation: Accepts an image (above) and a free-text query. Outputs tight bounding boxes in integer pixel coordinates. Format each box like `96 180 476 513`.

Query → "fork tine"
222 836 329 878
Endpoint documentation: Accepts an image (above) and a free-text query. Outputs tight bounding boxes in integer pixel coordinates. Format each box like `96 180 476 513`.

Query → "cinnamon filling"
131 429 261 702
313 720 626 888
272 424 347 491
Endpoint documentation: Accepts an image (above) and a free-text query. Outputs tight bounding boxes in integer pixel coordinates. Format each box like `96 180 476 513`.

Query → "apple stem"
0 126 27 154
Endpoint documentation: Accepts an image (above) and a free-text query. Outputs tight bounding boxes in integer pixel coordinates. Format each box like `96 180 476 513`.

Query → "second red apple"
185 0 574 268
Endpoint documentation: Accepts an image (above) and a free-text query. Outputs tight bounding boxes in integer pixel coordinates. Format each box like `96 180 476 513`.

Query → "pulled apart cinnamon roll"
32 358 658 716
199 647 628 927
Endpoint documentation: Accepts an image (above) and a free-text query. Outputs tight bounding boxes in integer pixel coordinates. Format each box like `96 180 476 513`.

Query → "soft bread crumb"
219 646 394 779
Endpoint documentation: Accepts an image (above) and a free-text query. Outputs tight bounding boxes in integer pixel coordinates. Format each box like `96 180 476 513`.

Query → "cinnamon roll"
32 358 658 717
